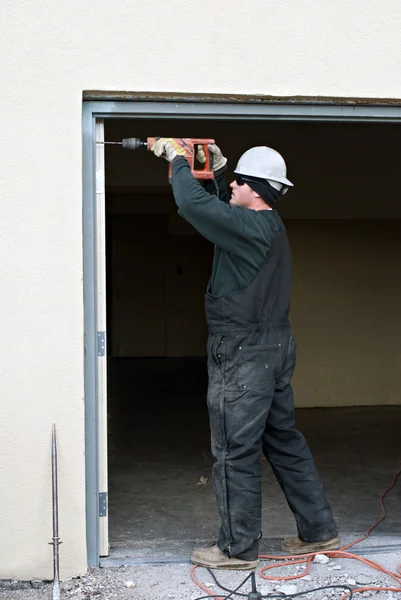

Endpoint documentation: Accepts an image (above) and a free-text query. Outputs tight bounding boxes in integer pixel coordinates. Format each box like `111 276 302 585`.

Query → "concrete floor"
107 358 401 559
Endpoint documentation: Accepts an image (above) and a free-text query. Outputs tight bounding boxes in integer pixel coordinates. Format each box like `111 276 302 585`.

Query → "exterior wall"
2 0 401 581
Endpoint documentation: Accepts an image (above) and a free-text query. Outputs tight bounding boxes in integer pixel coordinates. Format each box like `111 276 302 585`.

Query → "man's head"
230 146 293 210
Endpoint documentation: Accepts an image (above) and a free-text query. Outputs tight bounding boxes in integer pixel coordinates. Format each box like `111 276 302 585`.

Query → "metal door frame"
82 98 401 567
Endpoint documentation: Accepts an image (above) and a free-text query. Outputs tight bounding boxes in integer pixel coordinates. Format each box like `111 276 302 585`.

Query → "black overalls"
170 157 338 561
205 230 337 561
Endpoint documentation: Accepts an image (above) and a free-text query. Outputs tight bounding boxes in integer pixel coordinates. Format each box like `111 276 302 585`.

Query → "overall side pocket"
237 344 282 393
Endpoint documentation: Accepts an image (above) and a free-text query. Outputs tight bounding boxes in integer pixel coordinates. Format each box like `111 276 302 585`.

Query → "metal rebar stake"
50 424 62 600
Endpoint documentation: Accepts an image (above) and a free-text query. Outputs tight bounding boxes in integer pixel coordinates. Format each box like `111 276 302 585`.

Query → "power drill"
105 137 215 180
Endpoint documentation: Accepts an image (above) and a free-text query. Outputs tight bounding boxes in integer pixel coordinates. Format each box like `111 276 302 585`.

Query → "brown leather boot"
282 536 341 555
191 544 258 570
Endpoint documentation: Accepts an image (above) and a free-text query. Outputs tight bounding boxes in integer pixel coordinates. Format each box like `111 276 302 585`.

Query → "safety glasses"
235 174 281 192
235 174 265 187
235 175 263 187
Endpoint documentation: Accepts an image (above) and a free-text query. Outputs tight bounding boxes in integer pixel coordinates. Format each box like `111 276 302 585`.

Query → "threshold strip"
100 543 401 567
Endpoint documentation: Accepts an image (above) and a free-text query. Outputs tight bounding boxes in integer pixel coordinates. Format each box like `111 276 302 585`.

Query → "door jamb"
82 98 401 567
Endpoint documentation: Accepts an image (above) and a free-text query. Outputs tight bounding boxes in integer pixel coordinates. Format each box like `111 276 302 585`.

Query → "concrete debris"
1 550 401 600
124 580 136 588
9 580 33 590
356 574 374 585
197 476 208 485
331 564 342 570
313 553 330 564
278 583 298 595
259 587 271 595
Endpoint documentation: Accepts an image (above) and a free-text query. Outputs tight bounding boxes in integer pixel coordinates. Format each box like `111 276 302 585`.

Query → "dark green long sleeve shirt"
171 157 286 297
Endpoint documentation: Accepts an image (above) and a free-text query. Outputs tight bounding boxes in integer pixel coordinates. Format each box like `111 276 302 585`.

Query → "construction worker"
151 139 339 570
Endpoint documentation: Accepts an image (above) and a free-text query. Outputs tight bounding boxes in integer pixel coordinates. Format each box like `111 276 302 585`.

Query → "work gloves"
151 138 187 162
151 138 227 172
201 143 227 172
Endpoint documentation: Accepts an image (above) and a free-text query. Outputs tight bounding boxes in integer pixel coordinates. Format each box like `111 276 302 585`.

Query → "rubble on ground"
0 549 400 600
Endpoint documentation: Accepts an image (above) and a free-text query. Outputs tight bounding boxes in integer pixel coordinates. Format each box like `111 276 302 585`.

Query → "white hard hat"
234 146 294 192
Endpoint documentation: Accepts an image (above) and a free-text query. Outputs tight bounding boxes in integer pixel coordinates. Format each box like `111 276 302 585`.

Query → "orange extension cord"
191 466 401 600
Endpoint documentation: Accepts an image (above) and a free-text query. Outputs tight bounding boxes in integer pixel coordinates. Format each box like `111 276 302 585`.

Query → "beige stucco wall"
2 0 401 581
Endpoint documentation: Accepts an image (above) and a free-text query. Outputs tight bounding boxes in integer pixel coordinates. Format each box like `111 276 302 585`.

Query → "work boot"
282 536 341 555
191 545 258 570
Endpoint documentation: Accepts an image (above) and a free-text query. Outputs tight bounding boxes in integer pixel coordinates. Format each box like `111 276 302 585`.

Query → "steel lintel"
83 99 401 123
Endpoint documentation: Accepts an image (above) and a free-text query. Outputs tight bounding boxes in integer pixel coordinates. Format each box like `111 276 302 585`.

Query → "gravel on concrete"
1 550 400 600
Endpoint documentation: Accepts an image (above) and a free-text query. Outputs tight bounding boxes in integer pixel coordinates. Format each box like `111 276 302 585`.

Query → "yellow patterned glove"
151 138 186 162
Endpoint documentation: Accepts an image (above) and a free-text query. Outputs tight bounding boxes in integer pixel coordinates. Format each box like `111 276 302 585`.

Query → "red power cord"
191 465 401 600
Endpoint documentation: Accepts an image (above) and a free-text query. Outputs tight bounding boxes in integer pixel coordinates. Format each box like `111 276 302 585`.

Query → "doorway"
83 101 401 566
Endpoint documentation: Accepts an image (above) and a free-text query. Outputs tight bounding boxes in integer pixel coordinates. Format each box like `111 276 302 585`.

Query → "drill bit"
97 139 147 150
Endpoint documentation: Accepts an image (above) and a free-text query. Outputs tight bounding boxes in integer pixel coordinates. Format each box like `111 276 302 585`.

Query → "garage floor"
106 358 401 558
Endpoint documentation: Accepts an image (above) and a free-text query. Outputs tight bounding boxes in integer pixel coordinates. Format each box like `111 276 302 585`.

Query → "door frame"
82 98 401 567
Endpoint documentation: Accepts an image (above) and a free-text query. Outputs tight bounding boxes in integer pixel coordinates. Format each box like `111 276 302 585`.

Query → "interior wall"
165 235 212 356
105 121 401 220
109 209 213 357
106 119 401 407
289 220 401 407
111 215 167 356
108 205 401 407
